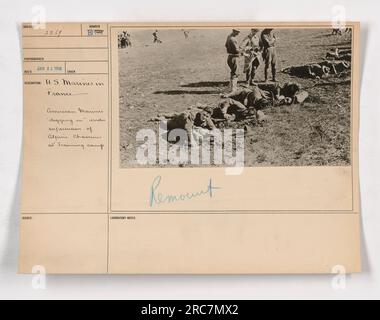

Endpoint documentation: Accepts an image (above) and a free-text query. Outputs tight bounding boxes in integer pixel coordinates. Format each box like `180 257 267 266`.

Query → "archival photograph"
118 27 353 167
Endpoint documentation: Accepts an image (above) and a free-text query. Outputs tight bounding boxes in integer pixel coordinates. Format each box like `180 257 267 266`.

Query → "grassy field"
119 28 352 167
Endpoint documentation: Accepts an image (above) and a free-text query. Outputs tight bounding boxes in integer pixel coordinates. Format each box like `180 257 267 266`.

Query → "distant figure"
118 34 122 48
332 27 351 35
225 28 242 92
260 28 278 82
153 30 162 44
183 29 190 39
119 31 132 48
332 28 343 35
123 31 132 47
345 28 352 34
240 28 261 85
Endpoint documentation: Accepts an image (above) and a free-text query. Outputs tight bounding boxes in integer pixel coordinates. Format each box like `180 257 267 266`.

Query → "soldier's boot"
229 79 233 92
264 68 269 83
246 71 251 85
250 67 257 85
230 77 238 92
272 67 277 82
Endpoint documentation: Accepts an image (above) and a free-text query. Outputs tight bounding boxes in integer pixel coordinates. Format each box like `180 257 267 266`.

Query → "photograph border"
109 22 359 214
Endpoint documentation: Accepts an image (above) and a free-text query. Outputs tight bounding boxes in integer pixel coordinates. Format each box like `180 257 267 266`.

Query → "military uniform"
261 29 278 82
217 87 271 123
167 108 215 145
222 87 271 111
153 31 161 44
125 33 132 47
282 64 329 79
241 32 261 84
225 30 241 91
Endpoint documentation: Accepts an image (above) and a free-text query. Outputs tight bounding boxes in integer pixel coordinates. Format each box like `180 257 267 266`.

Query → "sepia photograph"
118 27 353 167
2 0 379 301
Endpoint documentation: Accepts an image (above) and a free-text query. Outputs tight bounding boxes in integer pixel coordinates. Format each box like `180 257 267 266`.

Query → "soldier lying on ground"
212 98 249 121
326 48 351 60
163 87 270 144
257 82 301 104
326 48 351 65
220 87 272 108
215 87 273 123
282 64 331 79
320 60 350 74
338 54 351 62
165 107 216 145
193 107 216 129
282 59 351 79
258 82 301 99
220 83 301 110
161 83 304 145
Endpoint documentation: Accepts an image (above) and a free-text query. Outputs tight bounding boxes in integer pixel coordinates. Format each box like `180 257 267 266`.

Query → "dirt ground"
119 28 352 167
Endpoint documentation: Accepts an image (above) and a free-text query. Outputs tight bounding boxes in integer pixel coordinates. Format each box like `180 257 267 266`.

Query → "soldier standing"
153 30 162 44
125 31 132 47
241 28 261 85
120 32 126 48
225 28 242 92
182 29 190 39
261 28 278 82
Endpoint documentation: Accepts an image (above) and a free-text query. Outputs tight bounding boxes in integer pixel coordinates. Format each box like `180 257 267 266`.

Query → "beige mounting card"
19 22 361 274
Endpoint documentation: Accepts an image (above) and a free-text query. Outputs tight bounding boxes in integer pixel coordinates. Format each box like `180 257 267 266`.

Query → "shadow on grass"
313 32 351 39
180 80 247 88
310 40 352 48
313 33 336 39
180 81 229 88
313 79 351 87
153 89 221 95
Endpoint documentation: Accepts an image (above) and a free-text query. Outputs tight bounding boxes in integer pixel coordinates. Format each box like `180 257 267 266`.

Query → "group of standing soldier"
225 28 278 92
120 27 278 93
118 31 132 48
